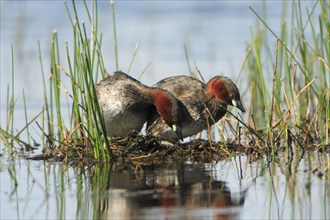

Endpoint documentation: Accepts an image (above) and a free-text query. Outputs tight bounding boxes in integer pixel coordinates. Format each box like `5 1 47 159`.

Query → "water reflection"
1 151 329 219
87 163 245 219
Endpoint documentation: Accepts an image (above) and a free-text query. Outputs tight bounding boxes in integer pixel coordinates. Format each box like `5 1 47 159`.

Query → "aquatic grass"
8 45 15 143
243 0 329 154
1 45 17 151
0 45 26 153
22 90 31 146
111 0 119 71
184 44 194 77
42 0 112 160
37 41 52 151
51 31 64 142
203 0 329 158
1 85 11 149
1 0 112 161
127 42 139 74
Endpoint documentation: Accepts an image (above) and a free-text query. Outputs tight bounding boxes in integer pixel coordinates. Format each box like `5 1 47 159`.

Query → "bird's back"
96 71 151 137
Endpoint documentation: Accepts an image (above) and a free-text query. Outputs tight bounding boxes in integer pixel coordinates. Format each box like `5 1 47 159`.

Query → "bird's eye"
229 93 234 99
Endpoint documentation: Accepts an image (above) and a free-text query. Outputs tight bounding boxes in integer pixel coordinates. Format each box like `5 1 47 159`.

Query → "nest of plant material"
27 124 329 166
27 131 267 166
111 136 238 165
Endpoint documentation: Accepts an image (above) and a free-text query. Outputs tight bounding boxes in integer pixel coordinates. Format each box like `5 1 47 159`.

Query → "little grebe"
96 71 183 139
147 75 245 140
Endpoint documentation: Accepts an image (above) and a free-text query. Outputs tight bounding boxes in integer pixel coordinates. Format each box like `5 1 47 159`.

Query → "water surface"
1 151 329 219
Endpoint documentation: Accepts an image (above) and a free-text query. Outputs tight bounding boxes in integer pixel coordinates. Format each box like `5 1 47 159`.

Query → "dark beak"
233 100 245 112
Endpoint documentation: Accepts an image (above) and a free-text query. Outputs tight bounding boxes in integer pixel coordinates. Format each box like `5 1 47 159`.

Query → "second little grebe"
147 75 245 140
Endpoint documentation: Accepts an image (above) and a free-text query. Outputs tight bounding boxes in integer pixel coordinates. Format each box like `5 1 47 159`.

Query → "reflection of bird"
96 71 183 139
101 163 245 220
147 75 245 140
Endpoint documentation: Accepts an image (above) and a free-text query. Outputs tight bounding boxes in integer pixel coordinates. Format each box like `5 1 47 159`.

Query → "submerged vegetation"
0 1 329 165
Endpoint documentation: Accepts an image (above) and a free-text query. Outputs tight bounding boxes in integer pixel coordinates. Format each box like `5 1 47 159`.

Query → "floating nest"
26 131 266 167
26 127 328 166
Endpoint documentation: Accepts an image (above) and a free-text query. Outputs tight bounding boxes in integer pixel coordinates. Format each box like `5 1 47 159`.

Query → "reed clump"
240 1 329 155
1 0 112 162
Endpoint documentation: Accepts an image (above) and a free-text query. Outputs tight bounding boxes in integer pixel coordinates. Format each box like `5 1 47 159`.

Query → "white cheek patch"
172 124 177 132
232 100 237 107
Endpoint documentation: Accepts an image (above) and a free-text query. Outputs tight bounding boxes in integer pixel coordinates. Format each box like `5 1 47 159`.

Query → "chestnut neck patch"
207 78 230 104
152 91 174 126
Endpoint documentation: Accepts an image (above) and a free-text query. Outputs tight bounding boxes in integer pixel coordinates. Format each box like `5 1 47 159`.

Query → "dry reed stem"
303 105 320 143
272 77 316 129
318 57 330 72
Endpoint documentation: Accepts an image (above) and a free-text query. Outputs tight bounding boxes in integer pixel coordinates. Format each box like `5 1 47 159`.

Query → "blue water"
1 1 302 104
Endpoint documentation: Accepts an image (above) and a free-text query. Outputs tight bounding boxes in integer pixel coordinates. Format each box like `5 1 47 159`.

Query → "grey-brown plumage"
96 71 183 139
147 75 245 140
